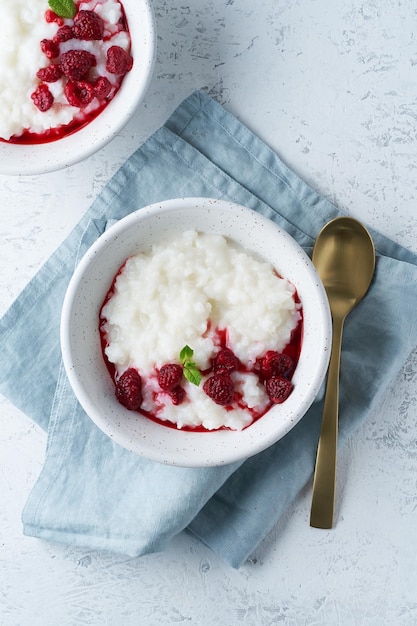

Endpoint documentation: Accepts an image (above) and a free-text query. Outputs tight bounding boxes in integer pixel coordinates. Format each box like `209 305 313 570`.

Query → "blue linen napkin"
1 90 417 568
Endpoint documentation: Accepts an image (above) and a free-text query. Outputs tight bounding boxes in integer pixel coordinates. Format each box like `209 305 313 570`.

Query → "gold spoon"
310 216 375 529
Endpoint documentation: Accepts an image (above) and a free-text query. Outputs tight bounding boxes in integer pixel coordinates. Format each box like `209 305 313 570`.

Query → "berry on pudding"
115 368 143 411
0 0 133 143
99 231 303 432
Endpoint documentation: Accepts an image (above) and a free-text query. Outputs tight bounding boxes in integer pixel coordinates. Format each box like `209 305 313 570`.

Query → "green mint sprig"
48 0 77 19
180 345 202 386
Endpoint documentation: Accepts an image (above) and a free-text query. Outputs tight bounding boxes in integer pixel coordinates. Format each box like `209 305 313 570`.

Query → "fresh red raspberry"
31 84 54 112
106 46 133 75
40 38 60 59
265 375 293 404
45 9 56 23
256 351 294 380
53 25 74 43
93 76 112 99
158 364 183 391
64 80 95 107
59 49 96 81
73 10 105 41
45 10 64 26
203 373 234 406
213 348 240 373
36 64 63 82
169 386 186 406
115 368 143 411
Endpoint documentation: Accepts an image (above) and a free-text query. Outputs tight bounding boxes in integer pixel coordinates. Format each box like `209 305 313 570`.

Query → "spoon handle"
310 313 345 529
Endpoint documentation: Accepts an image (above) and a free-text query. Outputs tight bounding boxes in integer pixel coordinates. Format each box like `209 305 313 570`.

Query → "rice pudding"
0 0 132 143
99 231 303 431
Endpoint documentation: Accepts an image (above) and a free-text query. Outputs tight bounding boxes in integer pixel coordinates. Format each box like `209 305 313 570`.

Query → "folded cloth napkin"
1 91 417 568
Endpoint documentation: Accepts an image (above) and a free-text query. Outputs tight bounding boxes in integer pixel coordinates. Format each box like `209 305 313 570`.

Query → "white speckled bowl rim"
61 198 332 467
0 0 155 176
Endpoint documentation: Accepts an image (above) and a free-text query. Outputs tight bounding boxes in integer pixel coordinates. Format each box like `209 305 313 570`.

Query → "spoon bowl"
310 216 375 528
312 217 376 317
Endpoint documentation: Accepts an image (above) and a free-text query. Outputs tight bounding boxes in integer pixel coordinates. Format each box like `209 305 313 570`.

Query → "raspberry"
59 49 96 81
64 80 95 107
203 373 234 406
93 76 112 99
106 46 133 75
265 376 293 404
31 84 54 112
40 38 60 59
53 25 74 43
45 9 56 23
158 364 183 391
73 10 104 41
115 368 142 411
169 386 185 406
256 351 294 380
45 10 64 26
36 64 63 82
213 348 240 373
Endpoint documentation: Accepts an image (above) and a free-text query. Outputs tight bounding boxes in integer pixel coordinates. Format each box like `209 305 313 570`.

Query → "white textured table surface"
1 1 417 624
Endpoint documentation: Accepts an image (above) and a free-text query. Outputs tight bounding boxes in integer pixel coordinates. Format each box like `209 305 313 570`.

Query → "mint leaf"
48 0 77 19
180 345 194 364
183 365 202 386
180 345 202 386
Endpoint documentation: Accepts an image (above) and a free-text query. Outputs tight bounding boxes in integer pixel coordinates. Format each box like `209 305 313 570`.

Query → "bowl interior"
0 0 155 176
61 198 331 467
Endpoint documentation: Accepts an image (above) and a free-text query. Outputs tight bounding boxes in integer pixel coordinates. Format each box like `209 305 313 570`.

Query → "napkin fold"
1 90 417 568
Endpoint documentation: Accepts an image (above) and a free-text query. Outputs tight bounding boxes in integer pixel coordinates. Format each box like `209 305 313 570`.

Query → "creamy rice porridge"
99 231 303 431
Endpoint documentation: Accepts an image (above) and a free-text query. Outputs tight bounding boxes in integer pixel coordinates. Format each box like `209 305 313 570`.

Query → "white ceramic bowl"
61 198 332 467
0 0 155 176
